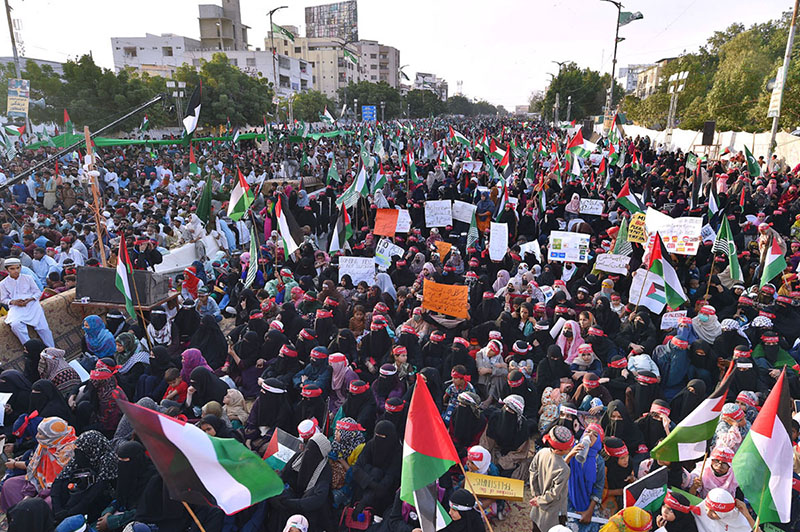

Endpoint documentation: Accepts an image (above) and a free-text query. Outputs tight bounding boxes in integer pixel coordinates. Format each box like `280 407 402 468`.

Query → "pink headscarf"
695 448 738 498
556 320 585 363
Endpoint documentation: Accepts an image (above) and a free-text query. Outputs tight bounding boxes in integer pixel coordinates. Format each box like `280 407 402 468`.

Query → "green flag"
327 158 340 183
271 22 295 42
196 175 213 224
744 145 762 177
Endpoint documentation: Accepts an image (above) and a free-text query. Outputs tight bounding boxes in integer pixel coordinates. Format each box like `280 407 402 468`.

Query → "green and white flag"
448 126 470 147
320 106 335 124
115 239 136 319
647 232 688 309
760 237 787 287
466 208 479 250
343 49 358 64
140 114 150 132
271 22 295 42
243 227 258 289
612 217 634 257
336 166 368 209
327 157 340 183
712 216 744 282
744 145 762 177
227 168 254 221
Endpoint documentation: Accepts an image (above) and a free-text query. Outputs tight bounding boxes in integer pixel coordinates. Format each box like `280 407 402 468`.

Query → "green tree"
446 95 473 116
336 81 403 119
406 89 446 118
473 100 498 116
174 53 274 127
542 62 623 121
291 90 336 122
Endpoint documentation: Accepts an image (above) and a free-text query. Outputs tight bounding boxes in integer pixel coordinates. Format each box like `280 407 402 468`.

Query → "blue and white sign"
361 105 377 122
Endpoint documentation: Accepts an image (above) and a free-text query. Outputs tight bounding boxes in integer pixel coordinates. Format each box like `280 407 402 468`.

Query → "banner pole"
458 461 496 532
182 501 207 532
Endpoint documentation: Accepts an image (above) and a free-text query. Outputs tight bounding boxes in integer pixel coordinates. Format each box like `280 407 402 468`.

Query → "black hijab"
189 315 228 369
29 379 73 421
0 369 32 415
200 414 234 438
669 379 707 423
630 371 662 419
248 378 293 431
295 436 325 491
116 440 156 509
601 399 645 453
487 402 528 453
280 302 305 340
8 497 53 532
23 339 46 383
189 367 229 406
535 345 571 389
149 345 173 376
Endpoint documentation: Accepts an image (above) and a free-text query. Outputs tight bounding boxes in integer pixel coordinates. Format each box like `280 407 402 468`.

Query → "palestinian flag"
263 428 302 471
466 208 479 250
608 142 619 166
495 182 509 221
647 232 687 309
732 368 793 524
320 106 335 124
616 178 644 214
407 152 420 184
631 151 642 173
276 194 303 260
450 126 469 147
115 239 136 319
329 206 353 254
227 168 254 221
188 143 200 175
140 115 150 132
115 398 283 515
401 374 457 532
651 362 734 462
566 129 592 159
4 124 24 136
598 158 609 190
336 166 369 209
708 185 721 218
712 216 744 282
489 138 506 161
271 22 295 42
760 237 787 288
498 144 510 170
183 83 202 137
243 226 258 289
327 157 340 183
196 175 213 224
64 109 74 134
744 145 762 177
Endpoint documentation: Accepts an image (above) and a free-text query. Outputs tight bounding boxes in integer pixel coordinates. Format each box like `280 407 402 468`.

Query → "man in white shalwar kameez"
0 258 54 346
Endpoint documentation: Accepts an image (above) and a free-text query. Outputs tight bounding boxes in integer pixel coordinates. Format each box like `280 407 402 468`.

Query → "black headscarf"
0 369 32 416
149 345 173 376
235 331 262 367
604 437 633 489
664 491 699 532
636 399 669 450
200 414 234 438
262 329 290 360
29 379 73 421
8 497 53 532
629 370 662 419
174 305 201 343
23 339 46 383
116 440 156 509
486 401 528 453
535 345 571 389
189 367 229 406
280 302 305 340
189 315 228 369
601 399 644 453
669 379 707 423
295 436 325 491
247 378 293 431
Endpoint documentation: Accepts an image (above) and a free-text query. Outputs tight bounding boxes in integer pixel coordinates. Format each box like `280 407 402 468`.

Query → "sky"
1 0 794 109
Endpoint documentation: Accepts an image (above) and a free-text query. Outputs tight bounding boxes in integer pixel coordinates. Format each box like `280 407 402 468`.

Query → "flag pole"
182 501 207 532
457 462 497 532
704 253 717 299
698 450 709 478
84 126 108 268
128 263 154 351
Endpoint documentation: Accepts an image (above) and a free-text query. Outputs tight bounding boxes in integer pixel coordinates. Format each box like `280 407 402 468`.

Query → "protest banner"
489 222 508 261
547 231 590 263
374 238 404 269
624 466 668 511
660 310 688 330
422 279 469 319
520 241 542 263
338 256 375 286
464 472 525 501
461 160 483 172
452 200 477 223
628 269 667 315
595 253 631 274
425 200 453 227
396 209 411 233
627 212 648 244
700 224 716 243
374 209 399 237
435 241 453 258
579 198 605 216
645 207 702 255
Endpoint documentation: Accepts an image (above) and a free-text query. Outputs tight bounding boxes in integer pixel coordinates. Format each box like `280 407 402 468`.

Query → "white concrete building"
198 0 249 51
356 40 400 88
111 34 311 98
616 64 654 95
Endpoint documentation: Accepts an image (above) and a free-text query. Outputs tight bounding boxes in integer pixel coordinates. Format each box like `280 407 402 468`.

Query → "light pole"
768 0 799 161
354 97 359 122
665 70 688 148
380 101 385 122
554 93 560 126
4 0 20 79
267 6 288 97
600 0 622 117
566 95 572 122
551 60 567 73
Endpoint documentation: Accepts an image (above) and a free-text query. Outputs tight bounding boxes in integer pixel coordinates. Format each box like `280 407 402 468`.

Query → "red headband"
734 348 752 358
705 498 735 514
328 353 347 364
636 374 659 385
384 400 406 413
608 358 628 369
310 349 328 360
300 329 316 340
664 492 700 515
349 381 370 394
725 407 744 421
336 419 365 432
316 309 333 319
451 369 471 382
453 337 469 348
12 410 38 437
711 447 735 463
650 404 670 416
588 327 605 336
583 377 599 389
605 442 628 457
736 392 757 407
301 385 322 398
280 345 298 358
544 431 575 451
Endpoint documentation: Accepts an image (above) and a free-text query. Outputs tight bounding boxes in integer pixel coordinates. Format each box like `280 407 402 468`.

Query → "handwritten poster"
373 209 399 237
489 222 508 261
338 256 375 286
422 279 469 319
425 200 453 227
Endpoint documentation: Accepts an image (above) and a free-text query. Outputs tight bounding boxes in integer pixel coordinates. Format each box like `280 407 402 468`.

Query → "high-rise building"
198 0 249 51
413 72 448 101
356 40 400 88
270 30 359 99
305 1 358 42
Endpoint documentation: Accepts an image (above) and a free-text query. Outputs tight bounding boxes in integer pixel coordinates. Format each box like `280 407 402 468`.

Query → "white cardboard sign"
338 256 376 286
489 222 508 261
425 200 453 227
452 200 477 224
595 253 631 274
547 231 591 263
579 198 605 216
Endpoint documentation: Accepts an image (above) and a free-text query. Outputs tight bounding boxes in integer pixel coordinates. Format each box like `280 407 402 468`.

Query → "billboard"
305 1 358 42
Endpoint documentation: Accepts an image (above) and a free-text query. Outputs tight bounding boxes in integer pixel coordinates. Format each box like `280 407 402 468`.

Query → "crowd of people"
0 116 798 532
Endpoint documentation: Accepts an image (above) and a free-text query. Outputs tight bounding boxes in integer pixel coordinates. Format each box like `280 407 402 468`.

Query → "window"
229 58 238 66
162 47 173 57
123 47 137 58
370 53 377 59
371 75 377 80
246 57 256 67
370 64 377 70
294 47 301 54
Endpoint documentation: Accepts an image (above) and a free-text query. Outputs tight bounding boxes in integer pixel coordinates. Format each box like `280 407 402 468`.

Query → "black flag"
183 83 202 137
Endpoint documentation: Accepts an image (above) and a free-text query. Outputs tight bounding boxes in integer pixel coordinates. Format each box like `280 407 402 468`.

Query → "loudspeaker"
702 121 716 146
76 267 170 307
582 120 594 140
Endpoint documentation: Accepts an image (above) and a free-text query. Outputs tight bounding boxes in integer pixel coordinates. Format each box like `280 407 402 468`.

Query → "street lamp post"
267 6 288 98
566 95 572 122
380 101 385 122
354 97 359 122
665 70 688 148
768 0 800 161
600 0 622 116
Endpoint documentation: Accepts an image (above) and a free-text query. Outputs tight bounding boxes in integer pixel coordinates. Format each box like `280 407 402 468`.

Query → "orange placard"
374 209 399 237
435 241 453 258
422 279 469 319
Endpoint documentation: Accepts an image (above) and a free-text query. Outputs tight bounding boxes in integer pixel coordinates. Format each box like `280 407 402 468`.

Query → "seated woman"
96 441 157 532
0 370 32 438
51 430 118 523
600 437 634 517
244 378 294 454
328 417 366 509
75 360 127 438
81 315 117 364
185 367 229 416
0 416 76 512
135 345 174 402
37 348 81 401
480 394 531 479
269 432 332 532
114 332 150 399
222 389 250 430
350 420 402 517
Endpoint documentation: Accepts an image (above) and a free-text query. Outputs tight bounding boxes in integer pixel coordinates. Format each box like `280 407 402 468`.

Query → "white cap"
4 258 21 266
282 515 309 532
